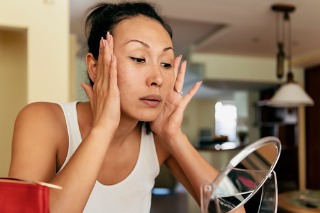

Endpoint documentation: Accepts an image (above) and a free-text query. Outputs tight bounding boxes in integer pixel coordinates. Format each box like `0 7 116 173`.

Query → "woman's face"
112 15 175 122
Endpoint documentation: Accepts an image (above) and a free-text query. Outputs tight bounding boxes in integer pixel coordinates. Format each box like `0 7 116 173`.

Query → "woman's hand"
81 32 120 133
151 55 202 143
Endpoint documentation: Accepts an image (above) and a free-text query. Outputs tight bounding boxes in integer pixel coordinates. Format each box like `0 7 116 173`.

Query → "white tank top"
57 102 160 213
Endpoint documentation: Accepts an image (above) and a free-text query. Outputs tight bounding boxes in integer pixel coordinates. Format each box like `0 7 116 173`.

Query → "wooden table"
278 190 320 213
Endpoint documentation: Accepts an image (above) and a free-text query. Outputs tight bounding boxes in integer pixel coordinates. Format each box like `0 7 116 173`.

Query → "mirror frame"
207 136 281 212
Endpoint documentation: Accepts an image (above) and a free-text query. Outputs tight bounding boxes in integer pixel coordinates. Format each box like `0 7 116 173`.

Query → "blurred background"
1 0 320 212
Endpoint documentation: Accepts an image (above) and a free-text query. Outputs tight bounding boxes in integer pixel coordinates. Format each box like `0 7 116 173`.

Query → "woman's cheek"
161 73 174 96
166 70 175 88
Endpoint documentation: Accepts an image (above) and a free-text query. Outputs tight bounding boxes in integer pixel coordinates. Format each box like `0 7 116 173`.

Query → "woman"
9 2 219 212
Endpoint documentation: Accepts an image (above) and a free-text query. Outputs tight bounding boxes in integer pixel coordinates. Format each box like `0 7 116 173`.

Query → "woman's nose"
147 64 163 87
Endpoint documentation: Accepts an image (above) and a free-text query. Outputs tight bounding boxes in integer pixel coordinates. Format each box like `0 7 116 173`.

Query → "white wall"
0 0 70 102
0 0 69 175
191 53 304 84
183 99 217 145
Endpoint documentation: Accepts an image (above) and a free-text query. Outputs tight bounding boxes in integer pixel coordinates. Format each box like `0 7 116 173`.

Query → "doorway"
0 27 27 176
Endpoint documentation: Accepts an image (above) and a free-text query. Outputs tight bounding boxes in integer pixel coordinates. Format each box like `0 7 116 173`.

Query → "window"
215 102 237 142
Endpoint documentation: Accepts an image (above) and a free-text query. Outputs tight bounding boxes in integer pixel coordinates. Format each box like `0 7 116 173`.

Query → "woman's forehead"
112 16 173 48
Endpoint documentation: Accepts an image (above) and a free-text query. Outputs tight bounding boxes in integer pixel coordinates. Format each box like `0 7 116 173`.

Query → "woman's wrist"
88 125 116 144
156 130 189 154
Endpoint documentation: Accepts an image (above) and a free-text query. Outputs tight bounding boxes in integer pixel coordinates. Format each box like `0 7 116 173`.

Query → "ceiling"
70 0 320 99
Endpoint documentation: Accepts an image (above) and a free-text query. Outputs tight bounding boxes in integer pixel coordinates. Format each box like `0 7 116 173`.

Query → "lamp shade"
268 83 314 107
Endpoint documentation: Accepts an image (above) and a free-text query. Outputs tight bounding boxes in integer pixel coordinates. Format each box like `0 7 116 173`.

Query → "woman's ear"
86 53 97 83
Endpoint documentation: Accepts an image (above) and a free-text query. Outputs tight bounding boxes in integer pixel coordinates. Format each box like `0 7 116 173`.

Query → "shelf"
255 122 297 127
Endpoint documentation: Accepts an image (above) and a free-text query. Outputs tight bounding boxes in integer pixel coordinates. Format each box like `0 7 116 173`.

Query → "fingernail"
100 37 104 47
107 31 110 41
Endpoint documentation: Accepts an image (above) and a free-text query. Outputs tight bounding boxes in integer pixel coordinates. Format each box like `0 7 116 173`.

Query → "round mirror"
201 136 281 213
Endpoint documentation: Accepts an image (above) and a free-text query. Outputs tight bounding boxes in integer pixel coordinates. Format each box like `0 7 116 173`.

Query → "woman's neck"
111 119 141 146
78 102 140 146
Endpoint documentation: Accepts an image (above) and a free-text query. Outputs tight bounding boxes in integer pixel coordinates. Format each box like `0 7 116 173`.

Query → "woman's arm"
156 133 219 204
9 34 119 212
9 102 114 212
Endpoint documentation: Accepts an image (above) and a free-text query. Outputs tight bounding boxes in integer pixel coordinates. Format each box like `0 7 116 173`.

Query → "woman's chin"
123 108 162 122
138 117 157 123
137 114 159 123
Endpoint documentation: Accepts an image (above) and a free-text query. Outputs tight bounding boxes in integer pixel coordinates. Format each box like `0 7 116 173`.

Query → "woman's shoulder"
10 102 70 180
21 101 61 110
18 102 63 120
13 102 70 152
15 102 66 133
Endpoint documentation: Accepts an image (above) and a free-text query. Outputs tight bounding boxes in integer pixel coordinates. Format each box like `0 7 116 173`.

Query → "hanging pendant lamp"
268 4 314 107
269 72 314 107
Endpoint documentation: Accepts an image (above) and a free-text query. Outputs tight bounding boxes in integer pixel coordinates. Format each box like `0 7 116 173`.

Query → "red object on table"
0 178 52 213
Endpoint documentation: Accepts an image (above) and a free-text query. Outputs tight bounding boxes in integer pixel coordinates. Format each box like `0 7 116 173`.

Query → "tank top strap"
57 101 82 172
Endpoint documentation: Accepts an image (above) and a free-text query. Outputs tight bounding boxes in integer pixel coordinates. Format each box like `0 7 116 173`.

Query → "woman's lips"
140 95 162 107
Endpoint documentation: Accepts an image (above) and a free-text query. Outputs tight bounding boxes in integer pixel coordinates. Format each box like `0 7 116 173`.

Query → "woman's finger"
108 32 114 58
173 55 182 77
96 37 106 83
109 55 118 94
97 32 114 84
181 81 202 107
104 32 113 68
98 32 114 86
174 60 187 93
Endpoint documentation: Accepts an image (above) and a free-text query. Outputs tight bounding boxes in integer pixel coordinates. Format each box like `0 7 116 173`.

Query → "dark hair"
85 1 172 61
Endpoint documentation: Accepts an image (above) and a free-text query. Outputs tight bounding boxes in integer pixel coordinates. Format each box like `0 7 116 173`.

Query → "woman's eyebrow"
125 39 149 48
124 39 174 52
163 46 174 52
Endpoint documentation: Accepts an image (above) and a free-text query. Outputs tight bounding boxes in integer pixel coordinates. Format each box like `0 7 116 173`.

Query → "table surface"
278 190 320 213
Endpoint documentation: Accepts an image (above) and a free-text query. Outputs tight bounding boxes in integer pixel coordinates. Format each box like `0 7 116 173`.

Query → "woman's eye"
130 57 146 63
161 63 173 69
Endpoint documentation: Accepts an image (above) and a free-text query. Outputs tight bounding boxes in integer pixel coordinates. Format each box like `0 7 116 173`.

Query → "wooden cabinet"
305 65 320 189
